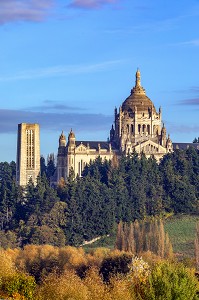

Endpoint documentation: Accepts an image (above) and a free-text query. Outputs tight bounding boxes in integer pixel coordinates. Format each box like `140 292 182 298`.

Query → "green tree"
140 262 199 300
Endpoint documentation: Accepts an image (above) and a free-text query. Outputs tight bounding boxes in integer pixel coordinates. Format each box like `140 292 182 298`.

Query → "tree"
195 221 199 271
100 253 132 282
141 262 199 300
115 219 173 258
193 137 199 143
46 153 56 180
40 156 46 176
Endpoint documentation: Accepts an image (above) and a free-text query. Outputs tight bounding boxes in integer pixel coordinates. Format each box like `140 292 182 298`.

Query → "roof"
173 143 199 150
122 93 156 113
75 141 117 150
122 70 157 113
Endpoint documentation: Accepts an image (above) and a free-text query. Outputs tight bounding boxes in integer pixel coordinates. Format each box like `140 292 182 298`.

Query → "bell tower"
16 123 40 186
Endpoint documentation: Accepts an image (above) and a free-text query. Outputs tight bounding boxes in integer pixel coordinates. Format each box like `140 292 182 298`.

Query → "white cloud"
0 0 54 24
180 39 199 46
0 60 124 82
68 0 117 9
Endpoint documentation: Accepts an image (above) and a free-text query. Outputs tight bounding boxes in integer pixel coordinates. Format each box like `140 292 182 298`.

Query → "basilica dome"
122 69 156 113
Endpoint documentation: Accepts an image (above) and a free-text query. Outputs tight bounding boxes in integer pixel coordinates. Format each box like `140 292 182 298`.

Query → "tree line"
0 147 199 247
0 244 199 300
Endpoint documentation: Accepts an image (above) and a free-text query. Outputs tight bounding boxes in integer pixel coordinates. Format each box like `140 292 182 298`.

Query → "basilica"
55 69 173 182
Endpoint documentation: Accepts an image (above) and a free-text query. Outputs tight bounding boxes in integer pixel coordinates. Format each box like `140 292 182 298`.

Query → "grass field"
165 214 199 258
84 214 199 259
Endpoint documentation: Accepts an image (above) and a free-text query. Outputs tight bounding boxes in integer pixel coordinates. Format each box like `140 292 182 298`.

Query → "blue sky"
0 0 199 162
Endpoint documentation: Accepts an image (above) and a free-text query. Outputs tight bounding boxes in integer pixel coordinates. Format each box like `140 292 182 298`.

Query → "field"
165 214 199 258
84 214 199 259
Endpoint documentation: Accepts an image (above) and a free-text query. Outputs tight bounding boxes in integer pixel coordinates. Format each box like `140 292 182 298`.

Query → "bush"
100 253 132 282
3 273 36 299
140 261 199 300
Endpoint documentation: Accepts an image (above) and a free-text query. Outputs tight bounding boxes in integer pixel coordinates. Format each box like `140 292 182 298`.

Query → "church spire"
135 68 141 87
131 68 145 95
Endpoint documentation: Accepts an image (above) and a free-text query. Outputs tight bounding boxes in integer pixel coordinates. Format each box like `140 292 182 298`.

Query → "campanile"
16 123 40 186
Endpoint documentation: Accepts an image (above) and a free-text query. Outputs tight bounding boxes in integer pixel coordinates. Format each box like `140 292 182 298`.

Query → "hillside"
1 147 199 249
84 214 199 259
165 214 199 258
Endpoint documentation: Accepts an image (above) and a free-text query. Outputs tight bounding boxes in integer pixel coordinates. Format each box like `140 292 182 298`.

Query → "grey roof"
173 143 199 150
75 141 117 150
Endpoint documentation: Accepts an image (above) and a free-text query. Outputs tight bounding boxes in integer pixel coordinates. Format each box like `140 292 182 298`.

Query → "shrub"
100 253 132 282
140 261 199 300
36 271 88 300
3 273 36 299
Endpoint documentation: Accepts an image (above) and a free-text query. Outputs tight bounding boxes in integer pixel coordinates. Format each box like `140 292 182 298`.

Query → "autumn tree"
115 219 173 258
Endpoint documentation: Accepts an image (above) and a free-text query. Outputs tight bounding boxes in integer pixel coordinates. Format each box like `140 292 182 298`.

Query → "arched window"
131 124 134 134
138 124 141 134
147 125 150 134
143 125 146 133
153 125 156 135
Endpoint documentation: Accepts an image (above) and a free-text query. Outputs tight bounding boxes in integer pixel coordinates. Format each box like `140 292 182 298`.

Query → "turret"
110 124 115 141
114 107 117 117
68 129 76 153
59 131 66 147
166 134 173 152
68 129 76 145
161 123 166 146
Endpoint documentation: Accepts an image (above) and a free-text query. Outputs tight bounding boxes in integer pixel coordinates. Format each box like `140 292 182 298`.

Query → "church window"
138 124 141 133
131 124 134 134
78 162 80 176
143 125 146 133
147 125 150 134
26 129 35 169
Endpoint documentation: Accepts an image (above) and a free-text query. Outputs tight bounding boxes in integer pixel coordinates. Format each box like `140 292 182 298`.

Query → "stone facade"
110 69 173 159
16 123 40 186
55 130 116 181
54 70 173 183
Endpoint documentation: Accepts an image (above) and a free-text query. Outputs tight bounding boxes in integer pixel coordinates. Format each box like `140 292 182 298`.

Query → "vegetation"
165 215 199 258
1 147 199 248
115 219 173 258
0 148 199 298
193 137 199 143
195 221 199 270
0 245 198 299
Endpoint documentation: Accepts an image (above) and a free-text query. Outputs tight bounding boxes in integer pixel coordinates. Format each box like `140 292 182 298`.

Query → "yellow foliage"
0 250 16 279
93 247 111 260
83 267 110 300
36 270 89 300
109 277 136 300
58 246 87 270
15 245 41 271
5 248 20 264
86 247 111 268
11 292 26 300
